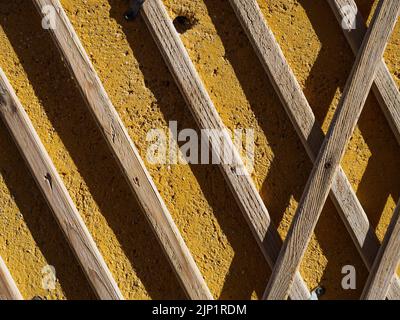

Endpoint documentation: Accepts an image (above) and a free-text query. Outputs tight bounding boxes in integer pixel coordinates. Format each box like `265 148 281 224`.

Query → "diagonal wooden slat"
32 0 212 300
0 256 23 300
362 201 400 300
228 0 400 300
141 0 310 300
264 0 400 300
328 0 400 145
0 68 123 300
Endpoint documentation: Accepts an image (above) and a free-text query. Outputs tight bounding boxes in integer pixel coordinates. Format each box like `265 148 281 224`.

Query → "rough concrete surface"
0 0 398 299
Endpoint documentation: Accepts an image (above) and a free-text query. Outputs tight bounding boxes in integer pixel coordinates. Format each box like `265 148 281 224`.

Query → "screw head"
124 0 145 21
315 286 326 297
124 9 136 21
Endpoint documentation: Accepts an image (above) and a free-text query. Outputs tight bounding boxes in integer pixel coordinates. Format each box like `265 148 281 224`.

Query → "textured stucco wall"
0 0 398 299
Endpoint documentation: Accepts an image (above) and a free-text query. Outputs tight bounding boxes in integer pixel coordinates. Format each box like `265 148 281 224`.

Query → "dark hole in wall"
173 15 197 34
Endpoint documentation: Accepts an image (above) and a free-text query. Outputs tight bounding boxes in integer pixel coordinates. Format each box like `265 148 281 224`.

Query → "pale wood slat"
0 256 23 300
0 68 123 300
228 0 400 300
32 0 212 300
141 0 310 300
328 0 400 145
264 0 400 299
362 201 400 300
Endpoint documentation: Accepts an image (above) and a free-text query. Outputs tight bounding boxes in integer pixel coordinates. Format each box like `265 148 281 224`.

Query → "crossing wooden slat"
264 0 400 300
328 0 400 145
228 0 400 300
0 68 123 300
0 256 23 300
141 0 310 300
32 0 212 300
362 201 400 300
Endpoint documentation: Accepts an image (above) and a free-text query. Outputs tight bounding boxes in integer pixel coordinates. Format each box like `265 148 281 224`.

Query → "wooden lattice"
0 0 399 300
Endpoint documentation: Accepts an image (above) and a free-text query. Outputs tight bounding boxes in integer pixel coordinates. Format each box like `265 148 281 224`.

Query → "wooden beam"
264 0 400 300
362 201 400 300
0 256 23 300
141 0 310 300
328 0 400 145
228 0 400 299
32 0 212 300
0 68 123 300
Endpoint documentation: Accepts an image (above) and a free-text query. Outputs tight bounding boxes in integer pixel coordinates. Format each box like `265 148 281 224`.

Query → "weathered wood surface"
0 256 23 300
141 0 311 300
264 0 400 299
362 202 400 300
228 0 400 300
32 0 212 300
329 0 400 145
0 68 123 300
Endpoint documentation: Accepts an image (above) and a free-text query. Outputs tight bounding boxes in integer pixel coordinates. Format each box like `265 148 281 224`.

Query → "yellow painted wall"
0 0 398 299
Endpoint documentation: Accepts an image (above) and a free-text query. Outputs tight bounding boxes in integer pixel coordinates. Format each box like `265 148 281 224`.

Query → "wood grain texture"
228 0 400 300
141 0 310 300
0 256 23 300
0 68 123 300
32 0 212 300
328 0 400 145
362 202 400 300
264 0 400 300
